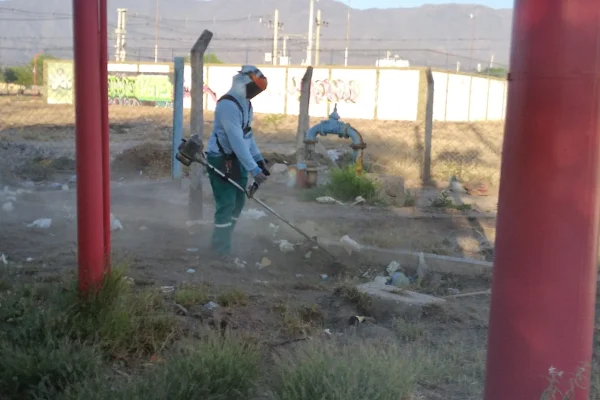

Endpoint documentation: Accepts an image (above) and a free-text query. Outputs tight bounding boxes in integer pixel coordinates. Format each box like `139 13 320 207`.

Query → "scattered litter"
278 240 295 253
295 274 304 278
340 235 361 255
203 301 219 311
69 175 77 183
327 149 341 162
241 208 267 220
316 196 344 205
447 288 461 296
391 271 410 288
186 268 196 274
323 329 332 336
259 257 272 268
386 260 401 275
417 252 429 280
49 182 62 190
304 251 312 260
110 214 123 231
349 316 365 326
160 286 175 293
185 220 210 227
123 276 135 285
28 218 52 229
373 275 389 286
269 223 280 237
2 202 14 212
234 258 247 269
254 279 269 285
449 176 467 193
61 184 69 191
186 248 200 253
1 254 7 265
139 226 149 231
26 257 34 262
320 274 328 281
351 196 366 205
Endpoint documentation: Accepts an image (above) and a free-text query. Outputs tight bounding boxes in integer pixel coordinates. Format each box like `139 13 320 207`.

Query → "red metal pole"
99 0 111 270
73 0 105 292
33 51 43 98
484 1 600 399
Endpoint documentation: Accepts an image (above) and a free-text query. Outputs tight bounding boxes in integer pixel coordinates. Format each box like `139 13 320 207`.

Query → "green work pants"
207 155 247 255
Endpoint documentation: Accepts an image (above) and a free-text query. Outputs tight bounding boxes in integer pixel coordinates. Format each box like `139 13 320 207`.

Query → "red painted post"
33 51 43 97
73 0 105 292
99 0 111 270
484 1 600 399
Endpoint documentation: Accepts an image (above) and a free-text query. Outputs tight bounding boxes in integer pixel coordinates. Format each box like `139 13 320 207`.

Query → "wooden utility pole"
315 9 321 66
188 30 213 220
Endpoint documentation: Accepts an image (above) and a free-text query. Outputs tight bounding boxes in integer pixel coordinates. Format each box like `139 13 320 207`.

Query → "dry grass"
0 96 505 185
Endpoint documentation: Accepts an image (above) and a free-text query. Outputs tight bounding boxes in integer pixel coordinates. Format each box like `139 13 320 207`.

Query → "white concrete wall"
46 60 508 122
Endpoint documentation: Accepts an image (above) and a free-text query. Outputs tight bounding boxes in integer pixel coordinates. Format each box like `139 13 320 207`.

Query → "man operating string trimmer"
177 65 340 264
180 65 271 259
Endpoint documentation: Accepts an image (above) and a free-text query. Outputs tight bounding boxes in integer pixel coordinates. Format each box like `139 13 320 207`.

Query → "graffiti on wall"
108 73 174 107
47 62 74 104
288 77 361 104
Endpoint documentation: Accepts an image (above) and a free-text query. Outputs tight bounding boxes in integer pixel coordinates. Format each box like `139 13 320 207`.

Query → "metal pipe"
73 0 105 292
483 0 600 398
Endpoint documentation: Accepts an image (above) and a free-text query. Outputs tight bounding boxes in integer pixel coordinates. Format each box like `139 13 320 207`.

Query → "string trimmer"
176 136 340 262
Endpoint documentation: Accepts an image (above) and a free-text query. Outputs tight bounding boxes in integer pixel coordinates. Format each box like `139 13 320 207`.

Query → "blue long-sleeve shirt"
206 92 263 176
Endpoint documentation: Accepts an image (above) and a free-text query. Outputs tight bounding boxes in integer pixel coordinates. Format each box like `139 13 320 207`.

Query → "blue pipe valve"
303 104 367 163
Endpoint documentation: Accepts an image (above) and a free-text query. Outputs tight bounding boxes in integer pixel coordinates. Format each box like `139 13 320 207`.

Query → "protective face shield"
238 66 268 99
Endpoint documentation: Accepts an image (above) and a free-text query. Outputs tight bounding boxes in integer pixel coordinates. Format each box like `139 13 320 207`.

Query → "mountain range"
0 0 513 69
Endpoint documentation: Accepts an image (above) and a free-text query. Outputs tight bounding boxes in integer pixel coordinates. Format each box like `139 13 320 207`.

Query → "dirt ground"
2 95 599 399
0 96 505 187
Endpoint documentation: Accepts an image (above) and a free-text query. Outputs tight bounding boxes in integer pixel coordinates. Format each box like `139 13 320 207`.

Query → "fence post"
422 68 434 184
296 67 313 164
172 56 184 180
188 30 213 221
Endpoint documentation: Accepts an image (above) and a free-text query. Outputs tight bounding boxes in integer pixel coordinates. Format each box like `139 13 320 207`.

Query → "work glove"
253 170 269 186
257 159 270 176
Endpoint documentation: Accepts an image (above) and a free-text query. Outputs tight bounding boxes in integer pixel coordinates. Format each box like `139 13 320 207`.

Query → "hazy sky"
349 0 513 9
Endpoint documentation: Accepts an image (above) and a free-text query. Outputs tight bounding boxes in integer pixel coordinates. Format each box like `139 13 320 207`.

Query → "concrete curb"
321 240 493 277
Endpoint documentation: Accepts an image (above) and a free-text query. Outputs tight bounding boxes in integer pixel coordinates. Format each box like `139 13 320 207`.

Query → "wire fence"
0 59 505 190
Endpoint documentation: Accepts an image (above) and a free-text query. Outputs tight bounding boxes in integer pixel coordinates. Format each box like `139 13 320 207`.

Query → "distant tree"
3 67 18 84
183 53 224 64
0 67 4 83
1 54 60 87
482 67 507 78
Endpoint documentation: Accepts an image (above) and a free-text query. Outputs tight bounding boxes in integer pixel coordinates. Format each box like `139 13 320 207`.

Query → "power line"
0 35 508 42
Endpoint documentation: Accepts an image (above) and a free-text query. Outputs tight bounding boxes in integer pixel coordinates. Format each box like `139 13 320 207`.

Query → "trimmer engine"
175 134 204 166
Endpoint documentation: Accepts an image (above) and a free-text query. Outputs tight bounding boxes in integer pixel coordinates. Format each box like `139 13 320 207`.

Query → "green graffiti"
108 74 172 103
